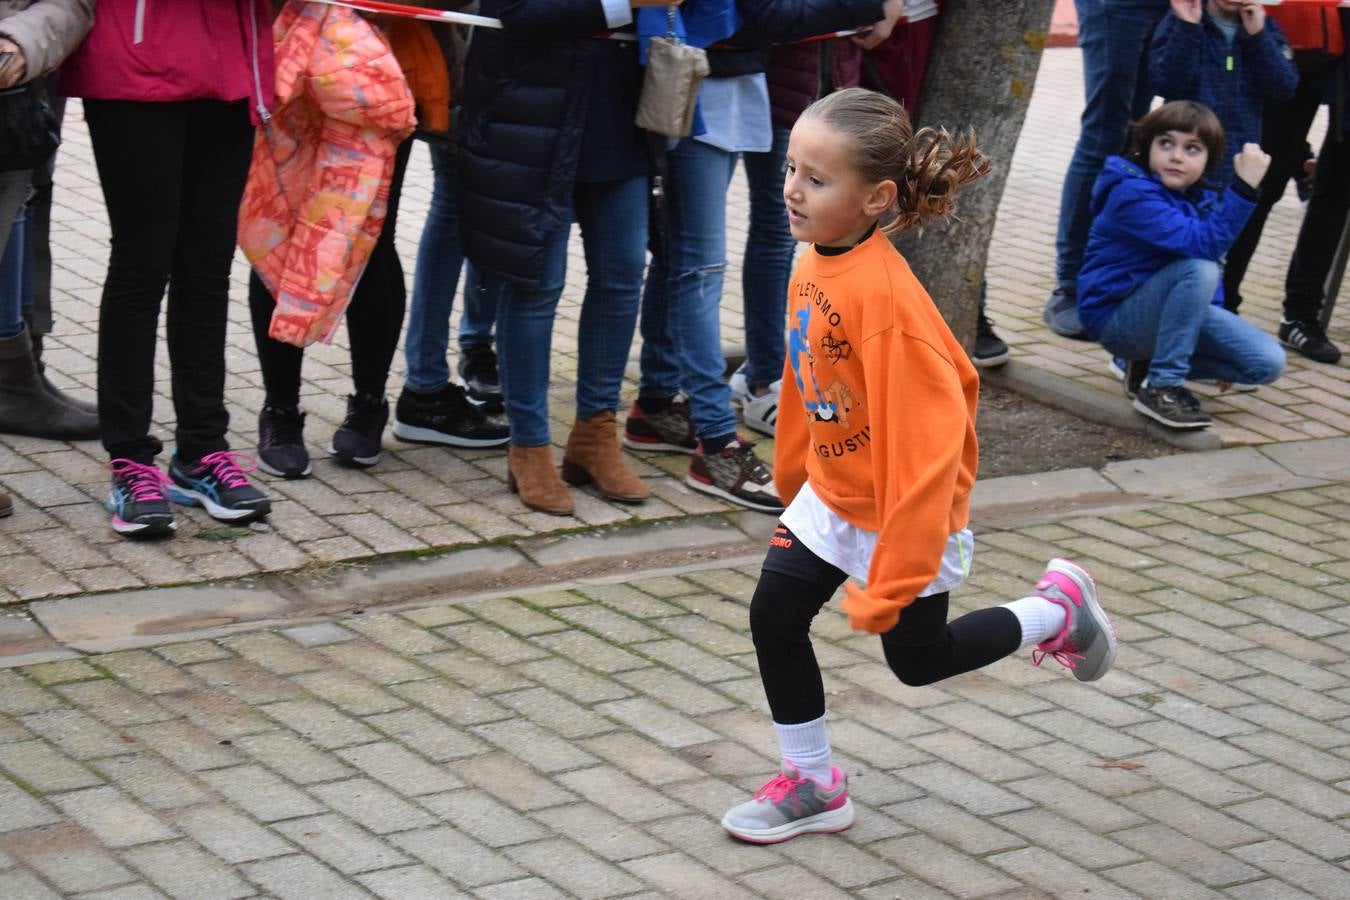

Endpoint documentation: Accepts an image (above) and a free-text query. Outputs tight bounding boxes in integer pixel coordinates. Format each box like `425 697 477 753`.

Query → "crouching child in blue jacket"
1076 100 1286 429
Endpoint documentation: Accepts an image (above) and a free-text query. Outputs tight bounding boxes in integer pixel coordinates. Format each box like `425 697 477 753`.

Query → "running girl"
722 87 1118 844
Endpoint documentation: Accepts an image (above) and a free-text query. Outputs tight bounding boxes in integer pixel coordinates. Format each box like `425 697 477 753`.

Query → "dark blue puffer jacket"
1076 156 1256 340
1150 12 1298 187
459 0 886 288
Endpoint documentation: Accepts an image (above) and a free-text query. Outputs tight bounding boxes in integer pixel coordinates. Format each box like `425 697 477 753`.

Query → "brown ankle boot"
0 489 11 518
507 443 574 516
561 410 650 503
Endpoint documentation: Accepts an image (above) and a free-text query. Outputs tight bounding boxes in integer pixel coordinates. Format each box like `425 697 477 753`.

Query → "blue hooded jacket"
1075 156 1256 340
1150 12 1298 187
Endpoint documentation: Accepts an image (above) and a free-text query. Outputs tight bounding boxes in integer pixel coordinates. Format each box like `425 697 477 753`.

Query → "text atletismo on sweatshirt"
773 227 980 633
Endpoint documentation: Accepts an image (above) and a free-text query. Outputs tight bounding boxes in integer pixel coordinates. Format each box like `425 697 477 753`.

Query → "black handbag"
0 80 60 173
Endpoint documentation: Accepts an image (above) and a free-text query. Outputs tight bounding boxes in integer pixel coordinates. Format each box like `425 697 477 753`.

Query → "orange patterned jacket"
238 1 416 347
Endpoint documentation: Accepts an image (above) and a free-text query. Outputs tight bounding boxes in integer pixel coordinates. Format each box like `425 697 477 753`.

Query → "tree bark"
891 0 1057 347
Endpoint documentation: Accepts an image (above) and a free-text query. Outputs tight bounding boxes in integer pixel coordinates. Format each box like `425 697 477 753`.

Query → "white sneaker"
729 364 780 436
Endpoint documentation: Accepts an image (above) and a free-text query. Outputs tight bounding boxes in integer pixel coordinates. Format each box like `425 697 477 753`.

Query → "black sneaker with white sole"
972 312 1010 368
1132 384 1211 429
457 343 503 408
1278 318 1342 364
168 451 271 522
392 383 509 448
257 405 311 479
330 392 389 467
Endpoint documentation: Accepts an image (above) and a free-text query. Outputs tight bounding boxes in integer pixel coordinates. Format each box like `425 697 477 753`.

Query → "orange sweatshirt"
774 228 980 633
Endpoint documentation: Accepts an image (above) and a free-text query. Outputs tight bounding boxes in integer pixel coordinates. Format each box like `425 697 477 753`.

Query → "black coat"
459 0 887 287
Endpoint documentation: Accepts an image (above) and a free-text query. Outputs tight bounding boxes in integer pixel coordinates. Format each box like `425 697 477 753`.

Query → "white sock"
774 715 833 784
1002 595 1068 650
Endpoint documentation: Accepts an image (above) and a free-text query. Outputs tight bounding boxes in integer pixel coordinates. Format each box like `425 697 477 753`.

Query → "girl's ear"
864 179 898 218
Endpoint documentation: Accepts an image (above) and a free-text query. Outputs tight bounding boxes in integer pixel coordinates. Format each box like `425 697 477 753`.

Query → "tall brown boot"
561 410 650 503
507 443 574 516
0 326 100 441
0 489 12 518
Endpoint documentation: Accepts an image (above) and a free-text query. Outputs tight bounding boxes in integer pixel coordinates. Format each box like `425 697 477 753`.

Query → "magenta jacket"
60 0 275 122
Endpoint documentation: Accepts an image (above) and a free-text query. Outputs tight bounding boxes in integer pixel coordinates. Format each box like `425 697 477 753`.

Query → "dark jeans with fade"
87 99 254 465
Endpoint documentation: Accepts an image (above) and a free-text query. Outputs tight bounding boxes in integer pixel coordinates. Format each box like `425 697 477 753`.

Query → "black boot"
0 326 100 440
30 331 98 415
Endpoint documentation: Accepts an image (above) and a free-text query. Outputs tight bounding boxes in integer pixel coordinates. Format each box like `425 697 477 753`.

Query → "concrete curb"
7 435 1349 666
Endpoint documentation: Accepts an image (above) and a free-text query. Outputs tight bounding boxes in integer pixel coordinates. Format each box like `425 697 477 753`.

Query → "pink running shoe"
720 763 854 844
1031 558 1117 681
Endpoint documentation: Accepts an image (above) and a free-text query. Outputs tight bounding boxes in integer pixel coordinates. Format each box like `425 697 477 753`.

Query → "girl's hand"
851 0 904 50
1234 143 1272 189
1239 0 1265 34
1169 0 1202 25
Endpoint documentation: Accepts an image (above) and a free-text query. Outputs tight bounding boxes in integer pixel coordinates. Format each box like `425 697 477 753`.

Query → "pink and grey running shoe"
721 763 854 844
1031 558 1117 681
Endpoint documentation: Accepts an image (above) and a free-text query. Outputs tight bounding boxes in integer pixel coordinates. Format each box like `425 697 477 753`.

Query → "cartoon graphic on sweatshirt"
788 306 860 427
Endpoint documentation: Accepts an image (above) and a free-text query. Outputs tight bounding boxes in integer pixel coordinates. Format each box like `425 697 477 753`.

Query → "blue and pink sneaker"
168 451 271 523
1031 558 1117 681
721 763 854 844
106 459 175 537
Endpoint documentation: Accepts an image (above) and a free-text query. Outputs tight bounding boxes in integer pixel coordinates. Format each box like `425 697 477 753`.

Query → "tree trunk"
891 0 1057 348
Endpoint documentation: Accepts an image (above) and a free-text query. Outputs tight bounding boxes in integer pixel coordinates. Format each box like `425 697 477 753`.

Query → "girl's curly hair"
799 87 990 235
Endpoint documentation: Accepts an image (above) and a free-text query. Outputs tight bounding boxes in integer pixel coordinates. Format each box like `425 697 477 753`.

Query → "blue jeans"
0 170 29 339
494 174 649 447
404 141 498 393
640 137 740 441
1055 0 1169 289
741 125 795 388
1097 259 1285 388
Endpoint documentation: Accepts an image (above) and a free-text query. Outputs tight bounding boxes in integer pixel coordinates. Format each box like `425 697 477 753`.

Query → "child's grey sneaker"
721 763 854 844
1133 384 1211 429
1032 558 1117 682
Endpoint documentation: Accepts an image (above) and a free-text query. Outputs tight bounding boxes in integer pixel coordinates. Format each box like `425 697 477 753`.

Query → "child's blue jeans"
1097 258 1285 388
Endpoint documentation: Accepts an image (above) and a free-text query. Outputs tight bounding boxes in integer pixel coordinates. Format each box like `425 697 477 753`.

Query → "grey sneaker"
687 439 783 514
623 398 697 453
1133 384 1211 429
721 763 854 844
1032 558 1117 682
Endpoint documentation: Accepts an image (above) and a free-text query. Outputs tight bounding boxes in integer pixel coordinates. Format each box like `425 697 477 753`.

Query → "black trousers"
248 138 413 409
752 525 1021 725
1223 69 1326 313
1286 125 1350 324
88 99 254 464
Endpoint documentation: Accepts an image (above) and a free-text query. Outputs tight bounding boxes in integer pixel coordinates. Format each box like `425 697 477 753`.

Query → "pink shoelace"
1032 643 1084 671
196 450 258 489
108 459 171 501
755 773 807 804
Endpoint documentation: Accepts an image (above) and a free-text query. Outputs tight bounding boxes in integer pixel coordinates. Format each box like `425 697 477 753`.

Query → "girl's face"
783 117 894 247
1149 129 1209 191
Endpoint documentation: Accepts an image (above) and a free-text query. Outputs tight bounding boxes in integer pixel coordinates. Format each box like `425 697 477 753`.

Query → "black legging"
751 533 1021 725
249 138 413 408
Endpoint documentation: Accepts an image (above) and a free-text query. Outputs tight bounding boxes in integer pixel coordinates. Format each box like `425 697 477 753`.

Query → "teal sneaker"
721 763 853 844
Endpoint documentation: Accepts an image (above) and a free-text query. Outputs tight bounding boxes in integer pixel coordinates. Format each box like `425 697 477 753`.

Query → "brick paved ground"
2 477 1349 898
0 46 1346 599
